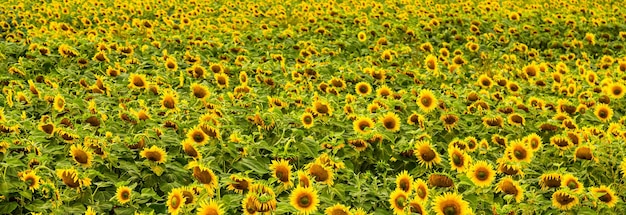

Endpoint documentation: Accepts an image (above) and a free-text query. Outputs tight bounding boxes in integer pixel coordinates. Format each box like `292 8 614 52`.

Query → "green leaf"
0 202 18 214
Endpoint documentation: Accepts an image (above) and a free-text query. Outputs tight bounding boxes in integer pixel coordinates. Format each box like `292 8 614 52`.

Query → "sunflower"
57 168 90 189
414 140 441 168
376 85 393 98
355 82 372 96
440 114 459 131
590 185 618 208
353 116 375 135
187 127 208 145
477 75 493 88
165 57 178 71
140 145 167 164
116 186 132 204
424 54 438 71
467 161 495 187
407 198 427 215
325 204 352 215
312 100 333 116
389 189 409 215
539 173 562 190
428 173 454 188
507 113 525 126
227 174 253 194
505 140 533 163
307 162 334 185
197 199 224 215
357 31 367 42
552 190 578 210
301 112 314 129
269 160 293 189
393 171 413 193
407 112 425 128
58 44 78 58
167 189 185 215
496 177 523 203
297 171 312 188
549 135 572 151
242 193 260 215
53 94 65 112
594 103 613 122
380 112 401 132
432 192 470 215
38 122 55 136
574 144 597 162
449 146 471 172
19 170 40 191
290 186 319 215
248 183 277 213
93 51 109 62
605 82 625 99
560 174 583 193
181 139 201 159
70 144 93 167
191 83 210 99
414 179 429 202
188 161 219 193
85 206 96 215
416 89 438 113
161 89 178 110
214 73 230 89
525 133 542 151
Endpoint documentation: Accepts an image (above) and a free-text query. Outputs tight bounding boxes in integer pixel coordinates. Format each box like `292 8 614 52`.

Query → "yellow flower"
128 74 148 89
353 116 375 135
449 146 471 172
380 112 401 132
432 192 470 215
226 174 253 194
389 189 409 215
19 170 40 191
395 171 413 193
416 89 438 113
115 186 132 204
53 94 66 112
467 161 495 187
167 189 185 215
590 186 618 208
197 199 224 215
269 160 293 189
424 54 438 71
307 162 334 185
355 82 372 96
594 103 613 122
325 204 352 215
496 177 523 203
70 144 93 167
301 112 314 129
552 190 578 210
188 161 219 194
139 145 167 164
289 186 319 215
414 140 441 168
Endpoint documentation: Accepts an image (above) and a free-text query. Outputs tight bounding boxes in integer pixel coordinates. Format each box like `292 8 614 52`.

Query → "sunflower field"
2 0 626 214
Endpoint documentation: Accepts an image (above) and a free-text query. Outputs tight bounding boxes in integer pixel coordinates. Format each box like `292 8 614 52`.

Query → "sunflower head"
165 57 178 71
53 94 65 112
167 189 185 215
417 89 438 113
197 199 224 215
290 186 319 215
424 54 438 71
414 140 441 168
496 177 523 203
269 160 293 189
395 171 413 193
307 162 334 185
301 112 315 129
432 192 470 215
467 161 495 187
19 170 40 191
449 146 471 172
355 82 372 96
312 100 333 116
561 174 584 193
591 186 618 208
389 189 409 215
380 112 401 132
181 139 201 159
353 116 375 135
324 204 351 215
187 127 208 145
227 174 253 194
505 140 533 163
594 103 613 122
70 144 93 167
605 82 625 99
428 173 454 188
191 83 210 99
552 190 578 210
188 161 219 193
440 114 459 131
139 145 167 164
539 173 562 190
413 179 429 202
116 186 132 204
